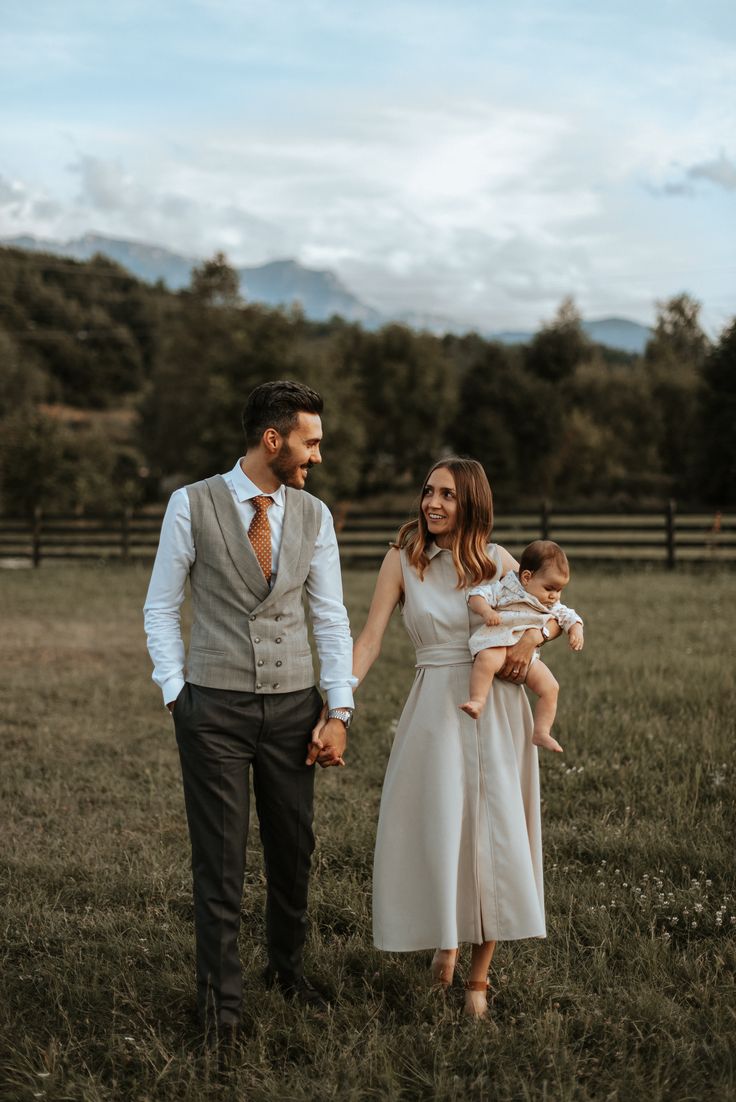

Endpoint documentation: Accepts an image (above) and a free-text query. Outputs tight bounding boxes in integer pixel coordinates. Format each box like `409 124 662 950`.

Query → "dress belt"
415 642 472 668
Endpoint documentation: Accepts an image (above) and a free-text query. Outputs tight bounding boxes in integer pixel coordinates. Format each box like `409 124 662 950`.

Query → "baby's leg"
460 647 506 719
525 662 562 752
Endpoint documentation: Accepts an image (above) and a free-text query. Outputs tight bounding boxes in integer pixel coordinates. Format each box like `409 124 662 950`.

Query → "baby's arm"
468 592 501 626
550 603 584 651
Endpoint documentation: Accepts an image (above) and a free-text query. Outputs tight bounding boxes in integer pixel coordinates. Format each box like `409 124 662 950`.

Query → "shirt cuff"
162 675 185 709
326 686 355 710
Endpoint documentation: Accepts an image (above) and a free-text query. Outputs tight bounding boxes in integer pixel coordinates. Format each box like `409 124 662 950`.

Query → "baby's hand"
568 623 584 651
468 594 499 624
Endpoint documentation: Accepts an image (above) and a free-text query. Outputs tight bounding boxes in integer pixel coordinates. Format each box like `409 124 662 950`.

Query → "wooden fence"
0 502 733 568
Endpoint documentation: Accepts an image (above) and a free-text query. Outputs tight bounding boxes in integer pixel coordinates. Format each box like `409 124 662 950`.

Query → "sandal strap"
464 980 490 991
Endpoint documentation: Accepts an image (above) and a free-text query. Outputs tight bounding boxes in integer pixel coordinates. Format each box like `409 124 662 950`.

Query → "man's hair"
242 380 323 448
519 540 569 577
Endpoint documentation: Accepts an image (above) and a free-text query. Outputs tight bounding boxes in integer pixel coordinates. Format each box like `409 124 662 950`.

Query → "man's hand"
498 629 542 683
568 623 584 652
306 717 347 768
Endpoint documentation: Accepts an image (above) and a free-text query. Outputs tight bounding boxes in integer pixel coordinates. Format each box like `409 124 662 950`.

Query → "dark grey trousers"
173 682 323 1026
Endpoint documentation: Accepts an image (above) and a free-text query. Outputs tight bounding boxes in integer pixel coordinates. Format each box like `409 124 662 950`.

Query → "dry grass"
0 563 734 1101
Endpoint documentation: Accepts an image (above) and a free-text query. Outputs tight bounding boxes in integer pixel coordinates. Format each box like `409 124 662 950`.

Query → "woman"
352 458 556 1018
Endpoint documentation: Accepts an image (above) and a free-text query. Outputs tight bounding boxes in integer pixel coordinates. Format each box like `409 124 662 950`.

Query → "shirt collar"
227 459 285 507
426 541 445 560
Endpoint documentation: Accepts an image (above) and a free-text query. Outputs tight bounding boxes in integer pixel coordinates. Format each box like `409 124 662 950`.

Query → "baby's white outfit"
467 571 583 658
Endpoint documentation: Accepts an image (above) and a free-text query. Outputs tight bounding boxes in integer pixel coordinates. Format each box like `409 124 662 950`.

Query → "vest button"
272 682 280 689
253 637 261 643
275 637 282 644
250 615 257 622
275 615 282 621
275 660 282 667
257 659 264 667
256 682 262 689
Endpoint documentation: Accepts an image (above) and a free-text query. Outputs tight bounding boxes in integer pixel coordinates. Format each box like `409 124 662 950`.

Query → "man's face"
269 412 323 489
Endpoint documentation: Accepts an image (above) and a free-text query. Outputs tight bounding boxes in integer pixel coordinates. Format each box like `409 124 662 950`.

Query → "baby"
460 540 584 752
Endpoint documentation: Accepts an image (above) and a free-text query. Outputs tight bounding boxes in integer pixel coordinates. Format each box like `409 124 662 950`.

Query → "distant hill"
1 232 381 327
1 233 652 352
493 318 651 355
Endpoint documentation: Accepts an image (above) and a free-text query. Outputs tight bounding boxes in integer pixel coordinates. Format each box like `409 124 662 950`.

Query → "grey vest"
185 475 322 694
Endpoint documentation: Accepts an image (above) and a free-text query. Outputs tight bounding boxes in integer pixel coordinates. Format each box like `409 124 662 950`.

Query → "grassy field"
0 563 734 1102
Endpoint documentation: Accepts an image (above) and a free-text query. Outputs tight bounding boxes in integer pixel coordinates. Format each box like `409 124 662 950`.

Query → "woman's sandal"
463 979 490 1018
431 949 457 990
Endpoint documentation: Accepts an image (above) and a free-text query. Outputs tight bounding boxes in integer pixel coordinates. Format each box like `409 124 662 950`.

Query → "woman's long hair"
394 457 497 587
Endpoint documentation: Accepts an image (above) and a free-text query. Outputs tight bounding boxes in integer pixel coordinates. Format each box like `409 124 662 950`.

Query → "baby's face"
521 565 569 608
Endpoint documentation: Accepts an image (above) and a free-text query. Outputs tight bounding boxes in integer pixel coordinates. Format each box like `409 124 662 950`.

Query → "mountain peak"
0 232 652 350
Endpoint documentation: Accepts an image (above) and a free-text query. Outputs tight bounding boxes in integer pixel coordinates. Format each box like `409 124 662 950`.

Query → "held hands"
306 705 347 768
568 623 585 652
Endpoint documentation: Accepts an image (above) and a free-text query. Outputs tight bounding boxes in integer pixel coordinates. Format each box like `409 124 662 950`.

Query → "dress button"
256 682 262 689
275 637 282 644
272 683 280 689
249 615 257 622
257 659 264 667
275 660 282 667
253 637 260 643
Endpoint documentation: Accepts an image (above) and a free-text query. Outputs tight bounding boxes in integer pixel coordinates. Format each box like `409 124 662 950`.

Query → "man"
143 380 354 1041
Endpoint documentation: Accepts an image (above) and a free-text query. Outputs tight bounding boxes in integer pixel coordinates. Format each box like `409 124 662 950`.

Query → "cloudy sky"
1 0 735 332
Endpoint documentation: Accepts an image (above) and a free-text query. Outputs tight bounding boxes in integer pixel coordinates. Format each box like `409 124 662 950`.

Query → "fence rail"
1 502 733 569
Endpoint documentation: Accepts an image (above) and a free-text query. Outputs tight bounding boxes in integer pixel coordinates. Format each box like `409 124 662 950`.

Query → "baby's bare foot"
532 730 564 753
460 700 483 719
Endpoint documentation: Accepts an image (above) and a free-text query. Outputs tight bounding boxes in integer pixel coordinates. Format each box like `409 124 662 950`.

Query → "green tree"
190 252 242 307
526 297 591 384
0 330 50 416
645 293 708 370
645 294 709 496
699 319 736 503
355 324 457 490
0 408 67 514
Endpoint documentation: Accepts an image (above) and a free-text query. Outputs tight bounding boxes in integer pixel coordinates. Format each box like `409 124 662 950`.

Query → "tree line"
0 246 733 515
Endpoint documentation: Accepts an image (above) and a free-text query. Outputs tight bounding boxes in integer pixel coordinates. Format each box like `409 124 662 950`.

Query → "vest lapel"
205 475 270 603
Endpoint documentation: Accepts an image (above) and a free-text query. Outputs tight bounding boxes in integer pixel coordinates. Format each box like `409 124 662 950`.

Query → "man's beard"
269 440 311 488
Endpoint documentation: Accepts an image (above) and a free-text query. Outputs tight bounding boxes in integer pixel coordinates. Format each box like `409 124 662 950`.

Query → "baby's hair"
519 540 570 577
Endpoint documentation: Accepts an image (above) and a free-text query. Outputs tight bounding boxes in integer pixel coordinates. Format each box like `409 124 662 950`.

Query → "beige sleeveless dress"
372 543 546 951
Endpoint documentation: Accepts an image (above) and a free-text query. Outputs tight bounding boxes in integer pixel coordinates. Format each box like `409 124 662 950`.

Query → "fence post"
121 507 131 562
32 506 43 568
665 498 676 569
540 500 550 541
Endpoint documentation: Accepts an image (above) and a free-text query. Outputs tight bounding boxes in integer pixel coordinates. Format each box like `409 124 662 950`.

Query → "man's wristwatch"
539 624 551 645
327 708 353 729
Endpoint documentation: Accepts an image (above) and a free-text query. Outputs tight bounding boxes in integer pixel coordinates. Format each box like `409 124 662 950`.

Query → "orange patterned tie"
248 495 273 583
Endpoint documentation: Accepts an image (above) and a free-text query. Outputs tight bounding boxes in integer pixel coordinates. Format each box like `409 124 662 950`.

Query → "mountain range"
1 232 652 353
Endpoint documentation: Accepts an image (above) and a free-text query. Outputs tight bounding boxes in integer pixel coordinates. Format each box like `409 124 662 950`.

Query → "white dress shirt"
143 459 356 710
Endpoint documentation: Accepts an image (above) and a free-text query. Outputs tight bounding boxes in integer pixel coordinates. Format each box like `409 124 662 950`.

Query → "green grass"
0 564 734 1101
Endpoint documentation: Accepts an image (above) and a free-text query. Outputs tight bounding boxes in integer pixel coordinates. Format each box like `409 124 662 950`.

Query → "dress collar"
227 459 285 507
426 541 446 560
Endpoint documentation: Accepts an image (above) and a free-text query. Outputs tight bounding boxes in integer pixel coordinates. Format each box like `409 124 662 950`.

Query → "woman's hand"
499 631 541 682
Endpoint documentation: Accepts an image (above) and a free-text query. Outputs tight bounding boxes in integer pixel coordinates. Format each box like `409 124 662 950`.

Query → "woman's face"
421 466 458 546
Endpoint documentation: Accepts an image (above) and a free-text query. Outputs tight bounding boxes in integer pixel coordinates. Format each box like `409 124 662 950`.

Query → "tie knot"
252 495 273 514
